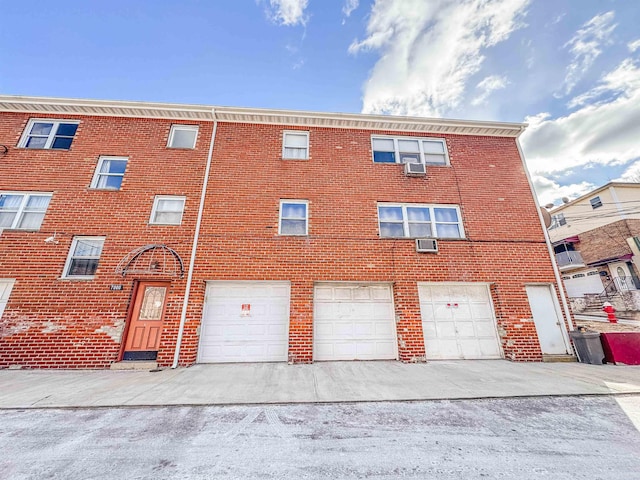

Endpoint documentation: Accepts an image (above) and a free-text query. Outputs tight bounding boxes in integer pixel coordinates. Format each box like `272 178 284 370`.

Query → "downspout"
515 136 575 332
172 108 218 369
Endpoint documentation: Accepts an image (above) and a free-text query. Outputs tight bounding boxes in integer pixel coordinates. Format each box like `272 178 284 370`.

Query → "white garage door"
314 283 397 361
0 279 15 319
418 283 501 360
562 270 603 297
198 281 290 363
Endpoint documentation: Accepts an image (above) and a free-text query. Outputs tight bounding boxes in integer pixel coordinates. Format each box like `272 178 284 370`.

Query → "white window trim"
90 156 128 190
18 119 80 149
0 191 53 231
282 131 310 160
377 203 465 239
167 125 199 149
149 195 186 225
371 135 450 166
62 236 106 280
279 199 309 235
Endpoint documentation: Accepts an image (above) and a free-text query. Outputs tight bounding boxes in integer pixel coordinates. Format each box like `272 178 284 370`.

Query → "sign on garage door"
198 281 290 363
418 283 501 360
314 283 397 361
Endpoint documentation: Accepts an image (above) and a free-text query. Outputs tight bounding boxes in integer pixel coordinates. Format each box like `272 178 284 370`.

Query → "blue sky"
1 0 639 205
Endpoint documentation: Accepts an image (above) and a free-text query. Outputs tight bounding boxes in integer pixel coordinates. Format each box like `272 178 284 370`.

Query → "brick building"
548 182 640 301
0 95 574 369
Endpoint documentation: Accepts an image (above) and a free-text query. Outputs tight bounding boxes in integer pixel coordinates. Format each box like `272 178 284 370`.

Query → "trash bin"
570 330 605 365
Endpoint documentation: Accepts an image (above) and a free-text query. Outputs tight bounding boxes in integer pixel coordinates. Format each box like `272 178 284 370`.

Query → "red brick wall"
0 112 211 368
180 123 567 364
0 113 569 368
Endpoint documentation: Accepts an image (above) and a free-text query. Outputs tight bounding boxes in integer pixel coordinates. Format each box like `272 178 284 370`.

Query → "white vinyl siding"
0 192 52 230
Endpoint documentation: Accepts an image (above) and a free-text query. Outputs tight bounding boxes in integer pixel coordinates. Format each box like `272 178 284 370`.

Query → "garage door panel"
419 283 501 360
314 283 397 361
198 281 290 363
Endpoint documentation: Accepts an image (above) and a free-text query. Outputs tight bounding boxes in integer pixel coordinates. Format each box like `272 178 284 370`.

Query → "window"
279 200 308 235
282 131 309 159
377 203 463 239
590 196 602 209
549 213 566 229
372 136 449 166
19 119 79 149
90 157 128 190
0 192 52 230
168 125 198 149
150 196 185 225
63 237 105 278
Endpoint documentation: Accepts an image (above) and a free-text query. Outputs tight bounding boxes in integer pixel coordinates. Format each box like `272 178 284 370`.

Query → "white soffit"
0 95 527 137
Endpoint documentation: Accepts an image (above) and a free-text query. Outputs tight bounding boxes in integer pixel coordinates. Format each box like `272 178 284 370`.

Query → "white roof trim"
0 95 527 137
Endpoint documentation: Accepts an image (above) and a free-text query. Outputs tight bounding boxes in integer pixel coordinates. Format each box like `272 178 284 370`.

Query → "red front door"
123 282 169 361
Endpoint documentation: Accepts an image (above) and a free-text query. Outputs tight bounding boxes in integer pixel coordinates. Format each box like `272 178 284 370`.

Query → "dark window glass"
69 259 98 276
373 151 396 163
52 137 73 149
56 123 78 136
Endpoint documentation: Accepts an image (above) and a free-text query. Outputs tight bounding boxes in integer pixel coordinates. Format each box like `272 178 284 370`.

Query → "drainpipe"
172 108 218 369
515 137 575 331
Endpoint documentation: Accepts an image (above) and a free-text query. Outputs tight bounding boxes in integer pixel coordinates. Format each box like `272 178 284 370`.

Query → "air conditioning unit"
416 238 438 253
404 162 426 176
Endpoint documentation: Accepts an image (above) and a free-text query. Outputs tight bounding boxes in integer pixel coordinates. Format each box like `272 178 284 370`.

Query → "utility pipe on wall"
172 108 218 369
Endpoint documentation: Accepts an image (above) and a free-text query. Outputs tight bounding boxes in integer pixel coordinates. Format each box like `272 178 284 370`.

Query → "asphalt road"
1 396 639 479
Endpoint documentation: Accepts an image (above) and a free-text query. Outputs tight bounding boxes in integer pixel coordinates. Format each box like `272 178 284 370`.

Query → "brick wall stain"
0 113 569 368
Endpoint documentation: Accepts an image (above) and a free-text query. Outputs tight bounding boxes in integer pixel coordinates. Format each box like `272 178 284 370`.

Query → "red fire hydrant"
603 302 618 324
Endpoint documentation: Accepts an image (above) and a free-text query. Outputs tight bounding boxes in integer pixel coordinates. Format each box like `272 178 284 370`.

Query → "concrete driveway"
1 360 639 409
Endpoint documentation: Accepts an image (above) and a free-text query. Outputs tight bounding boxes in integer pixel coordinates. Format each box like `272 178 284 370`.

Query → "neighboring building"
548 182 640 300
0 95 574 369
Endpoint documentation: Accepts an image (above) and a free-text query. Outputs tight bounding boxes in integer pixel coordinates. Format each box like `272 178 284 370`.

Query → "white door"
562 270 603 297
525 285 570 355
419 283 501 360
0 279 15 319
314 283 397 361
198 281 290 363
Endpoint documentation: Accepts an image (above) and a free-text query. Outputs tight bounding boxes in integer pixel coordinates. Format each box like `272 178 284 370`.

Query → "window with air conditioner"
371 136 449 166
377 203 464 239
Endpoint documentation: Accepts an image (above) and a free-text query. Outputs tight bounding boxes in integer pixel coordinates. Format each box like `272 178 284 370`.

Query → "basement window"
19 119 79 150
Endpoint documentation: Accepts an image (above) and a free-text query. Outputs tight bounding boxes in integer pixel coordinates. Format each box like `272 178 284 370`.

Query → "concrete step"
110 361 158 371
542 354 577 363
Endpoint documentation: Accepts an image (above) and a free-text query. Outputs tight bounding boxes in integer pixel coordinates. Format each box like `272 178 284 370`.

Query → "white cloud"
615 161 640 182
349 0 530 117
559 11 617 96
629 39 640 52
259 0 309 26
471 75 509 106
520 58 640 203
342 0 359 21
532 176 595 207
